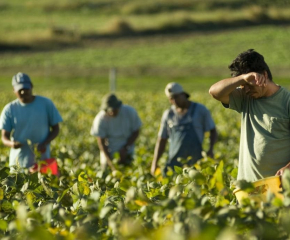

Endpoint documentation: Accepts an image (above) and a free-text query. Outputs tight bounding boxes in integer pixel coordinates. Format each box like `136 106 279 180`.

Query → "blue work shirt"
159 101 215 166
0 96 63 168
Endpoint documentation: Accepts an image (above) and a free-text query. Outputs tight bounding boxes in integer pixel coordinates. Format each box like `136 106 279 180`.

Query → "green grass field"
1 0 290 84
1 25 290 93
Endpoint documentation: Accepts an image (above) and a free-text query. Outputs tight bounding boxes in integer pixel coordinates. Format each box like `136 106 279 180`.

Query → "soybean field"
0 88 290 240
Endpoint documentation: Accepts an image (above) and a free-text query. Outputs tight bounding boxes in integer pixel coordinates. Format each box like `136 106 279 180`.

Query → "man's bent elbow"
209 87 229 104
209 86 221 100
51 124 60 135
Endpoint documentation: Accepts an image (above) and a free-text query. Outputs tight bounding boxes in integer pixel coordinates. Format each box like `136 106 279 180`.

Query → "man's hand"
275 162 290 176
243 72 267 87
206 149 214 158
12 141 22 149
37 143 47 153
2 130 22 149
118 146 128 164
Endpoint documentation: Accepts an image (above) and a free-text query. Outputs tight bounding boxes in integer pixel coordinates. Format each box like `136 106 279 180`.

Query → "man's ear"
264 71 268 79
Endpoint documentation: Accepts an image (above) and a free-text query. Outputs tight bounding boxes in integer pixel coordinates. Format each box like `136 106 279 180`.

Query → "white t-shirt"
90 104 142 157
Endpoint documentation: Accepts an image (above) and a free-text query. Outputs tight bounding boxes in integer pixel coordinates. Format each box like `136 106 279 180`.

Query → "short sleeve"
130 108 142 131
228 88 246 113
90 112 107 138
158 110 169 139
202 107 215 132
0 104 13 132
47 100 63 126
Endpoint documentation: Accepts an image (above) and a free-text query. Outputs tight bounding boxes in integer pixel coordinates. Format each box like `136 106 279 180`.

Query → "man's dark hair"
228 49 272 81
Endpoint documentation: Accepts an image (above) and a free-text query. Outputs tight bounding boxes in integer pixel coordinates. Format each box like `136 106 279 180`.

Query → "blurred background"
1 0 290 92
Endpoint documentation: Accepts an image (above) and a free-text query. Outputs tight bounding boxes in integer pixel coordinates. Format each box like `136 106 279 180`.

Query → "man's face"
240 71 268 99
242 84 265 99
14 88 33 103
106 108 119 117
169 93 187 107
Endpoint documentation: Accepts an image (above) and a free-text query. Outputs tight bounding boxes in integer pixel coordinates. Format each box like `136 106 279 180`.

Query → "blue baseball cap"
12 72 32 92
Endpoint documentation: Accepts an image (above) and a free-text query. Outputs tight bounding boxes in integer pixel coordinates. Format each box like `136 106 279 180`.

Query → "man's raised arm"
209 72 267 104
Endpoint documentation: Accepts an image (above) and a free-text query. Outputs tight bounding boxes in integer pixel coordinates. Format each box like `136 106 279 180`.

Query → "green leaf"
215 195 230 207
72 182 79 196
148 181 158 189
28 172 39 186
235 180 255 192
0 167 10 180
119 179 131 191
204 166 215 175
20 182 29 193
230 168 238 178
168 185 182 199
188 169 206 185
57 188 70 202
99 206 112 219
90 191 101 201
27 226 55 240
174 166 183 174
209 161 224 190
0 220 7 231
1 200 13 213
83 184 91 196
0 187 4 200
78 171 88 182
183 198 196 209
125 187 136 202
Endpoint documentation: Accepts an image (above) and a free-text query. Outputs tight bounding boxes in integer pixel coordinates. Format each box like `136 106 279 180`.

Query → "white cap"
165 82 189 98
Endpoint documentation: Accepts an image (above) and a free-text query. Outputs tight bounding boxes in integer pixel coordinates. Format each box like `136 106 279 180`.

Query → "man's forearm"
152 138 167 165
97 137 115 169
1 130 22 148
2 136 14 148
123 129 140 149
209 128 218 151
42 124 60 145
151 138 167 175
209 76 245 102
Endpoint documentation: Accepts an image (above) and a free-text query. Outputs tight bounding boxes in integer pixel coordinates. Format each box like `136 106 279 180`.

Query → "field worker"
151 82 217 176
90 93 142 171
209 49 290 182
0 72 63 171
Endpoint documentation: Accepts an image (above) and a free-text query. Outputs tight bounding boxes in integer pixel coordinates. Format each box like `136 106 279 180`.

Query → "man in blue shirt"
151 82 217 175
0 72 63 170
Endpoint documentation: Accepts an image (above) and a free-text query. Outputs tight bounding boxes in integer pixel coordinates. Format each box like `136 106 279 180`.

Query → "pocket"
269 117 290 138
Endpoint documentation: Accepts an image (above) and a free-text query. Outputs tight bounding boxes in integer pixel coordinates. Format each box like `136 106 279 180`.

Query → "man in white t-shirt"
90 93 142 171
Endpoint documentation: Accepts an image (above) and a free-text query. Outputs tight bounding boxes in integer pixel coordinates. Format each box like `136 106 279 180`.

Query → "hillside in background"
1 0 290 86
